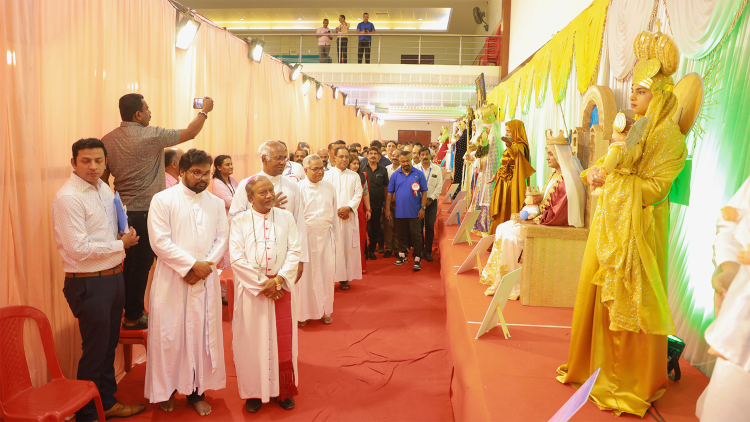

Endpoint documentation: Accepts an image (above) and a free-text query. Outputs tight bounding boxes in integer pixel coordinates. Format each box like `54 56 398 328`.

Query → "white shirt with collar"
283 161 305 182
229 170 308 262
52 172 124 273
417 161 443 202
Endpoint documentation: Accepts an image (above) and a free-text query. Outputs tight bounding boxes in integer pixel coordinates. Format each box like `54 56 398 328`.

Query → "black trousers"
123 210 155 321
63 273 125 421
337 37 348 63
422 200 438 254
395 217 423 258
358 40 371 63
368 205 384 252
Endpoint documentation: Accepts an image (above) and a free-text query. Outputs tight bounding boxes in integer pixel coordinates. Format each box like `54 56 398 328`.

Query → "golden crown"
526 186 542 196
479 103 498 124
632 21 679 92
545 129 569 145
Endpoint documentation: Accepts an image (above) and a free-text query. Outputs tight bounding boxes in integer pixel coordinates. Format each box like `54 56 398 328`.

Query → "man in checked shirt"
52 138 143 421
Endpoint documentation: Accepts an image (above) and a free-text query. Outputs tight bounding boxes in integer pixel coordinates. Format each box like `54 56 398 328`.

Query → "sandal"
298 320 309 327
321 315 333 324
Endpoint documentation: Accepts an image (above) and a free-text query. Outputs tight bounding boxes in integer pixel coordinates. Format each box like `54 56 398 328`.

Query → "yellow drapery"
486 0 610 114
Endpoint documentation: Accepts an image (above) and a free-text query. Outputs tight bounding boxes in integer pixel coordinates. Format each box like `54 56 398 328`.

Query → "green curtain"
666 5 750 375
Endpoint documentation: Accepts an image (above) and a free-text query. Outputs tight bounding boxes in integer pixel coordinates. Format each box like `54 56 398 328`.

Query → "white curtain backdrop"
665 0 747 59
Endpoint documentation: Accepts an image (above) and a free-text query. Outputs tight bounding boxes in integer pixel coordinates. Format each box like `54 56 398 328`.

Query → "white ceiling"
179 0 485 34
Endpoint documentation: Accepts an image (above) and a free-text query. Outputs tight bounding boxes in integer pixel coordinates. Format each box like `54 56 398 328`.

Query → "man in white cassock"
323 146 363 290
146 149 227 416
296 154 338 326
230 175 302 413
229 140 307 280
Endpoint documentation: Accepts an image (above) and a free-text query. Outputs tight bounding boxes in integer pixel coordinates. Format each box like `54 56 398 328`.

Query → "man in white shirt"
230 175 302 413
316 19 333 63
53 138 143 421
229 140 308 279
411 144 422 167
335 14 350 63
317 148 330 169
146 149 228 416
277 140 304 181
323 146 363 290
164 148 183 188
296 155 337 326
416 146 443 262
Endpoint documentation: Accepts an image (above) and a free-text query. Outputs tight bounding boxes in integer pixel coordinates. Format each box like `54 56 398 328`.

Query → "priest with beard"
145 148 227 416
230 175 302 413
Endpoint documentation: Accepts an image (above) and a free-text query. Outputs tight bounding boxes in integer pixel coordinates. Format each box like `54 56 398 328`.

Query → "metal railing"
231 33 501 66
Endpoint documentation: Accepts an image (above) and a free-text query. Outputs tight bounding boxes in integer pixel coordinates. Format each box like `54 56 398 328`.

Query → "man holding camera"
317 19 333 63
101 93 214 330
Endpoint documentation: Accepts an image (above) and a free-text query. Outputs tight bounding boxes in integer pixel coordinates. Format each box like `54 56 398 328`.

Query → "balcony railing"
231 33 502 66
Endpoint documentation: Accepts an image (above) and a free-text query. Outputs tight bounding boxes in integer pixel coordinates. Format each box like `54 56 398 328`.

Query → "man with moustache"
317 148 330 169
415 146 443 262
145 149 228 416
230 175 302 413
294 148 308 165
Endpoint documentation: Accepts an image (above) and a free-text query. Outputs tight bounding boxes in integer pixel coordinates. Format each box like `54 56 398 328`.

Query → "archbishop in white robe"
296 178 338 321
230 207 302 402
697 176 750 420
145 184 227 403
323 167 363 282
229 170 308 262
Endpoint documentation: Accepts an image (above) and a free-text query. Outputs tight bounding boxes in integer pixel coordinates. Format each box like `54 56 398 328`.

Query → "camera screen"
193 98 203 109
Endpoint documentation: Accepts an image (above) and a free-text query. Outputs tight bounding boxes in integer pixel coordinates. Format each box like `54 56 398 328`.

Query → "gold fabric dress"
556 71 687 416
489 120 535 235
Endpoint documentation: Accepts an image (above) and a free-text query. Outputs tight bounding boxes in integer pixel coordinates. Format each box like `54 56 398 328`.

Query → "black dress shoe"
383 250 392 258
368 251 377 260
278 398 295 410
122 314 148 330
245 399 262 413
423 252 433 262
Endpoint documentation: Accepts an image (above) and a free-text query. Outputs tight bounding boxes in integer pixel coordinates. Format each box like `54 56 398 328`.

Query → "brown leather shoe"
103 401 146 419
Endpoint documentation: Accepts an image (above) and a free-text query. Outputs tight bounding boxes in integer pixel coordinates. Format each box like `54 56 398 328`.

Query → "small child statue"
519 186 543 221
592 110 650 197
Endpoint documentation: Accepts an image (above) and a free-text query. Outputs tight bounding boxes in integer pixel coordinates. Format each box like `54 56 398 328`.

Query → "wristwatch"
421 206 427 210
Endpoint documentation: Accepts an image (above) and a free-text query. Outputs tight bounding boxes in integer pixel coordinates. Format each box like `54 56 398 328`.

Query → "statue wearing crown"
557 24 691 417
480 130 586 297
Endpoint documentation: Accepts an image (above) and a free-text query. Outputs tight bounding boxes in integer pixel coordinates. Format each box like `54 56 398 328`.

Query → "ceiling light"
418 18 423 21
297 17 302 21
288 63 302 81
357 18 362 20
333 87 340 99
302 76 311 95
239 18 244 21
176 14 201 50
316 82 323 99
247 38 265 63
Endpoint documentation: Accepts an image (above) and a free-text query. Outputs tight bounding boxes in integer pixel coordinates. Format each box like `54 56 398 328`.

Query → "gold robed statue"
488 120 535 235
556 26 689 417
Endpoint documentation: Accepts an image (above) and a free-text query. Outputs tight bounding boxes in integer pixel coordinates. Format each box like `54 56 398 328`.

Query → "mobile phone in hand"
193 98 203 109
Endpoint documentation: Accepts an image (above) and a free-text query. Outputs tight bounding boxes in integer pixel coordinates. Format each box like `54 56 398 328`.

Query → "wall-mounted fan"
473 7 489 32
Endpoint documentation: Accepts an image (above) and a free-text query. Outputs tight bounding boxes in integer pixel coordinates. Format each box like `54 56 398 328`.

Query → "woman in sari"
557 29 687 417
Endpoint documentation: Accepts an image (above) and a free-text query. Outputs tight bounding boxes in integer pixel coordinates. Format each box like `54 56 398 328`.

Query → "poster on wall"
475 73 486 109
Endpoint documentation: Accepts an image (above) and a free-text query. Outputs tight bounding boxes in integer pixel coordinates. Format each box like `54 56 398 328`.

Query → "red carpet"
435 199 709 422
115 251 454 421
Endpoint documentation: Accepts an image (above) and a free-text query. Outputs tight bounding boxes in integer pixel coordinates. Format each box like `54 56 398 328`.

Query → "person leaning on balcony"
316 19 333 63
335 15 350 63
356 12 375 64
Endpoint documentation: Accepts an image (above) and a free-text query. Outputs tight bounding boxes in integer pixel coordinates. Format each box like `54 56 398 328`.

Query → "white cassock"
230 208 301 402
145 184 227 403
283 161 304 182
229 170 308 263
296 179 338 320
697 177 750 420
323 167 363 282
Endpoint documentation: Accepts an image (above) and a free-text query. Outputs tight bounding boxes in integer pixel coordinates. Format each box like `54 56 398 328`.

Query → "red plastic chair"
118 324 147 373
0 306 106 421
220 269 235 322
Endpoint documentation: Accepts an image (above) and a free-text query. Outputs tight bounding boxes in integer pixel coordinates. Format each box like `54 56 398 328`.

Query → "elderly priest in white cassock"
229 140 307 280
145 149 227 416
230 175 302 413
323 146 363 290
297 154 338 326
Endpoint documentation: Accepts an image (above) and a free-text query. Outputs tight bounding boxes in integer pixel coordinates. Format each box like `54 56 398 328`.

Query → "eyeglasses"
307 166 325 172
188 169 212 179
270 155 288 162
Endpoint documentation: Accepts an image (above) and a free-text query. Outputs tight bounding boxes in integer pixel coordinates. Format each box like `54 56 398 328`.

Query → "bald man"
317 148 330 170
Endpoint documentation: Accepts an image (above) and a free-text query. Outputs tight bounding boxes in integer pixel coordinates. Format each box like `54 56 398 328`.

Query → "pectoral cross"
654 19 662 33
